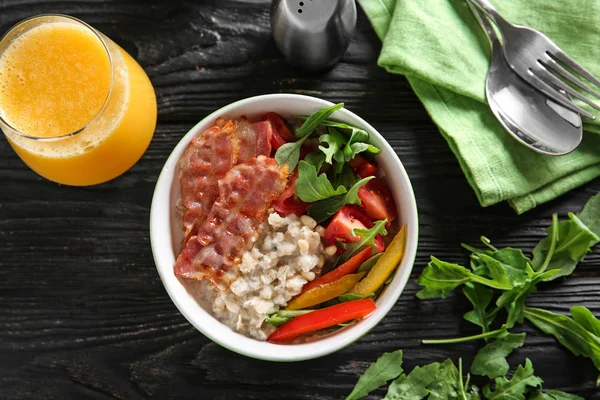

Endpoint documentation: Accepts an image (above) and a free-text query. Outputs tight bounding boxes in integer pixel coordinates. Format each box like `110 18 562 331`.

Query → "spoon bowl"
470 3 582 155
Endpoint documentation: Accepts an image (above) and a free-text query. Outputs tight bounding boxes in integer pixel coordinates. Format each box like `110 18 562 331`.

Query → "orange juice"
0 15 157 185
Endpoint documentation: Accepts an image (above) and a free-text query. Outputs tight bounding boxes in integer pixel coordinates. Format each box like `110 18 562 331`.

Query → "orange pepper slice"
350 225 407 296
285 272 365 310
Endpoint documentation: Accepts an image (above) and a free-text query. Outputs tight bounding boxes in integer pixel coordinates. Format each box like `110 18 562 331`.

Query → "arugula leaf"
295 103 344 138
304 151 326 171
470 333 526 379
294 160 346 202
383 363 440 400
331 164 358 190
575 192 600 239
334 220 387 266
358 253 384 274
529 390 584 400
416 257 512 299
318 127 346 164
308 176 374 223
274 134 310 170
427 359 460 400
532 213 599 281
423 328 508 345
524 307 600 371
265 310 313 327
482 359 543 400
338 292 375 302
571 306 600 336
463 283 494 333
346 350 404 400
463 245 532 287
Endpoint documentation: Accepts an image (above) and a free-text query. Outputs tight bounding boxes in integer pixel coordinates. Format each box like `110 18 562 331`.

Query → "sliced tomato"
267 298 377 343
325 205 371 245
324 205 385 253
272 172 309 215
348 155 377 178
358 178 397 227
265 112 294 151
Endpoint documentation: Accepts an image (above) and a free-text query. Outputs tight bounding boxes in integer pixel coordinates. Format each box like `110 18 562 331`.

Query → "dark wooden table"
1 1 599 399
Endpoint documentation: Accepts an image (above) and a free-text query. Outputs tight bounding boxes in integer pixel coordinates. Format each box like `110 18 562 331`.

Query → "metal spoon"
271 0 357 71
468 2 582 155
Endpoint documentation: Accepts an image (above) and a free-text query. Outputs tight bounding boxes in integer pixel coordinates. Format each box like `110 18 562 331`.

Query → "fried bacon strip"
175 156 289 289
179 118 273 237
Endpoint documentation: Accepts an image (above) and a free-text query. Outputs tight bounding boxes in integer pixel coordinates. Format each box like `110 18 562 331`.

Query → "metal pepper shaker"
271 0 357 71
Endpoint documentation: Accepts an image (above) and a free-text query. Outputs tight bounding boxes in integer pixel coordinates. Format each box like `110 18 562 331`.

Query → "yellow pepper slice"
350 225 407 296
286 272 365 310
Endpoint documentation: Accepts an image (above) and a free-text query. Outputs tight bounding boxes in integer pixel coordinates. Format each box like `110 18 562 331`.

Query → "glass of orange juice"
0 14 157 186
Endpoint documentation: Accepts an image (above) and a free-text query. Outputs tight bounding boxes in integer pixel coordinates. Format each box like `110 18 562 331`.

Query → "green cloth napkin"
358 0 600 213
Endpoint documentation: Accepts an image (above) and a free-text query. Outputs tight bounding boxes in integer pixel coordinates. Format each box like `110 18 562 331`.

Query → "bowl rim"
150 93 419 361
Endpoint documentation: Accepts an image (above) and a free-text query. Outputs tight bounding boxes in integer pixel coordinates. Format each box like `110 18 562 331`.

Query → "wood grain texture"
0 0 599 399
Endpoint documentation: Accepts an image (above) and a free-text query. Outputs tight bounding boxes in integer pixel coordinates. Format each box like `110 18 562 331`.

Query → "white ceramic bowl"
150 94 418 361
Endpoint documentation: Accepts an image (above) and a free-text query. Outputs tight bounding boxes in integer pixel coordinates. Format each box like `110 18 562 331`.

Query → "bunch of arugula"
346 345 582 400
273 103 382 223
416 193 600 381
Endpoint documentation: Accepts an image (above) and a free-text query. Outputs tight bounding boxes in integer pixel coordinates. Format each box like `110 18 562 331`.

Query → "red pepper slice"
267 298 377 343
272 171 309 215
301 247 372 293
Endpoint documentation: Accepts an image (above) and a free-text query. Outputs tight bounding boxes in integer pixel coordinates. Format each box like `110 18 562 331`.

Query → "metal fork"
468 0 600 120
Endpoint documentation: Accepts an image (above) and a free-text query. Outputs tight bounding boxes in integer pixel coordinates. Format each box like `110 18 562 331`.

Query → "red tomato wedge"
358 178 397 227
301 247 372 293
348 155 377 178
267 298 377 343
272 171 309 215
264 112 294 151
325 205 385 253
325 205 371 244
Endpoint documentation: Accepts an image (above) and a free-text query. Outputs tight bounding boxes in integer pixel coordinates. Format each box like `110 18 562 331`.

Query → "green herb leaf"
482 359 543 400
358 253 384 274
304 151 326 171
470 333 526 379
338 292 375 302
346 350 404 400
524 307 600 371
274 134 310 170
576 192 600 238
336 220 387 265
318 127 346 164
308 176 374 223
423 328 507 345
427 359 460 400
529 391 585 400
416 257 512 300
383 363 440 400
463 283 494 333
532 213 599 281
571 306 600 336
294 160 347 202
264 310 314 327
295 103 344 138
331 163 358 190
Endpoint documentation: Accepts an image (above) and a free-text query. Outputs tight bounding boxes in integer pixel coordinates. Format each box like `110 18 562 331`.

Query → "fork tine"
534 63 600 111
548 49 600 88
524 70 595 119
542 56 600 100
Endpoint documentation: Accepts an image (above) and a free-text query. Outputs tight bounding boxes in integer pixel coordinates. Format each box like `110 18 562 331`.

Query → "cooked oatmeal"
186 212 325 340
